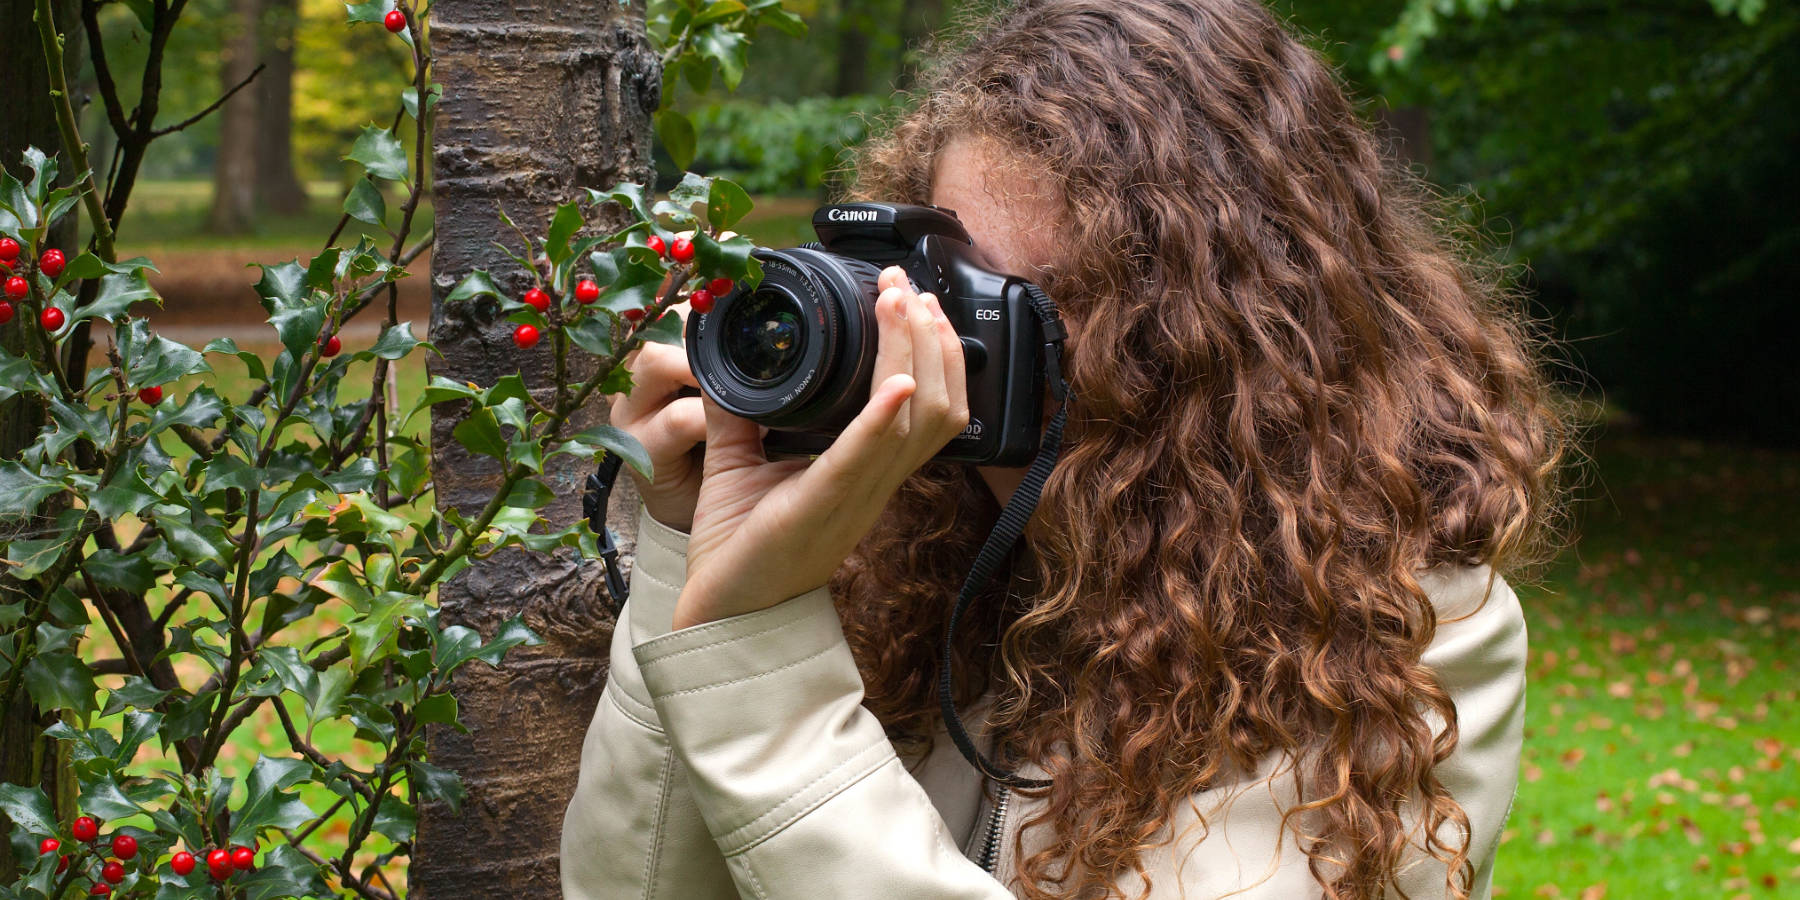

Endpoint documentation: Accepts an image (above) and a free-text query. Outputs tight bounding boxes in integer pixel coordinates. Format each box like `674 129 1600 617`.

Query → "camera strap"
936 282 1066 790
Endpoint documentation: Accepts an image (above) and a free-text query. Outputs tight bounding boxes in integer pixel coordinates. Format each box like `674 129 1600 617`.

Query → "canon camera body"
685 202 1053 466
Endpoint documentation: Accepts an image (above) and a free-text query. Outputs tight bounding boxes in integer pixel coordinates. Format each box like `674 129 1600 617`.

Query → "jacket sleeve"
561 507 734 900
633 585 1013 899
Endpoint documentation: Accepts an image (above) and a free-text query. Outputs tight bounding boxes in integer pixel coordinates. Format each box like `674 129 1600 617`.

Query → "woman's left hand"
671 266 968 631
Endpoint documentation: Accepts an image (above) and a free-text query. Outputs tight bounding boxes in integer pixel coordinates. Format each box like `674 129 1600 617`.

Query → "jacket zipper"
976 784 1010 874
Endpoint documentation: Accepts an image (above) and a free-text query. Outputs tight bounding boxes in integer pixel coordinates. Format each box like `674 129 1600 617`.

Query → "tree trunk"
0 0 79 883
255 0 309 215
835 0 872 96
207 0 262 234
414 1 657 895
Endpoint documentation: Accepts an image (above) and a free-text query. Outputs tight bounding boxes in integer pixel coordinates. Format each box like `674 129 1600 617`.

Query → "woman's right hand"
607 306 708 532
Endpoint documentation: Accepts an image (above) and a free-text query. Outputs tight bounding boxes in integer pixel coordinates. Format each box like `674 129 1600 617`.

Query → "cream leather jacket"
561 507 1527 899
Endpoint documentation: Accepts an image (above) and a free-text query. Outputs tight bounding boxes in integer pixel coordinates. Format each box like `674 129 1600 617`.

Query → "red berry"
170 851 196 876
0 302 11 324
708 277 734 296
207 848 232 879
137 385 165 405
72 817 99 842
57 856 69 874
670 237 695 264
39 837 60 855
102 860 125 883
111 834 137 860
523 287 551 311
4 275 26 299
621 307 645 323
90 885 110 896
575 279 600 304
41 306 65 332
689 289 714 314
384 9 406 32
0 237 18 260
512 323 540 349
322 334 343 357
645 234 666 258
38 249 65 278
230 845 255 871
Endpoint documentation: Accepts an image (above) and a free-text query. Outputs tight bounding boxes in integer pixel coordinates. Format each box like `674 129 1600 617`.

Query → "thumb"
700 396 766 476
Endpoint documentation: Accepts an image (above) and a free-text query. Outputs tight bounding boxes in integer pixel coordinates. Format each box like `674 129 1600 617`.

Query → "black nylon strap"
936 282 1066 790
584 452 630 616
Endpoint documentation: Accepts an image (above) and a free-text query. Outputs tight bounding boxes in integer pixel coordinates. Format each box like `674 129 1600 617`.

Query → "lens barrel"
687 248 882 431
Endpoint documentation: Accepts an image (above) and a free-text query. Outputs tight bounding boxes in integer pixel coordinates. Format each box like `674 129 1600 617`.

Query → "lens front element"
723 288 805 385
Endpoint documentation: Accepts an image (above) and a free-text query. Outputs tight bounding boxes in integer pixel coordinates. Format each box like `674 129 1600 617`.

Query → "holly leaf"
369 321 425 359
343 179 386 226
556 424 652 481
545 201 584 265
707 178 754 231
74 270 159 324
0 783 57 837
22 649 98 715
228 756 315 845
347 125 407 182
657 110 698 171
445 269 503 304
451 406 506 460
410 760 467 814
640 309 684 348
472 616 543 667
253 260 309 312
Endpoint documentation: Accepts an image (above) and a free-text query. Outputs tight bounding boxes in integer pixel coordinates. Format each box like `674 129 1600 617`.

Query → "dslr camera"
685 202 1057 466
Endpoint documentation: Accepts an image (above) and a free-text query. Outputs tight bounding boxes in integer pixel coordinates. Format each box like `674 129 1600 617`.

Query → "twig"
150 63 265 137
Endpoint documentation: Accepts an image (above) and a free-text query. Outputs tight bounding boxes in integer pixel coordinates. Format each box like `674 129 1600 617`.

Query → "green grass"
1499 433 1800 898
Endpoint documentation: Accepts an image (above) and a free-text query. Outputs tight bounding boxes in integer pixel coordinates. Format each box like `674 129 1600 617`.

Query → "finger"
700 396 767 477
805 372 917 498
878 265 908 293
907 292 950 445
642 395 708 455
933 296 969 438
611 342 700 424
870 284 916 414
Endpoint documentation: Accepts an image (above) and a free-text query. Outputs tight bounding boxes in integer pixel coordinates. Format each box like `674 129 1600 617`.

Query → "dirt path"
128 246 433 343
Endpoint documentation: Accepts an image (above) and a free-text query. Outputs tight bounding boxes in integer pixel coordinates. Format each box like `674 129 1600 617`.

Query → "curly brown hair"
829 1 1570 897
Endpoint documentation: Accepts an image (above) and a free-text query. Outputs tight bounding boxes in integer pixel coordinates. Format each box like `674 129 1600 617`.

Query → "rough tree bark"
0 0 79 883
255 0 309 215
207 0 263 233
415 1 658 895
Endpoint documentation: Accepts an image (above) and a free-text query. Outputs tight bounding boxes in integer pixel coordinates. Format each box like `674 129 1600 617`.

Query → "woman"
561 1 1566 897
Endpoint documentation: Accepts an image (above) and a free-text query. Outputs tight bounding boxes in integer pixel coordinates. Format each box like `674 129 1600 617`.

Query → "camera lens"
686 247 881 430
722 288 805 385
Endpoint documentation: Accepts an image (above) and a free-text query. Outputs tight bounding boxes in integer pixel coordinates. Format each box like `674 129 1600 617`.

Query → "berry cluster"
505 234 735 350
26 813 260 894
0 237 70 332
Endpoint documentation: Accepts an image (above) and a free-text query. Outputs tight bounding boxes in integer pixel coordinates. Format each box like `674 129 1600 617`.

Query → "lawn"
1499 432 1800 898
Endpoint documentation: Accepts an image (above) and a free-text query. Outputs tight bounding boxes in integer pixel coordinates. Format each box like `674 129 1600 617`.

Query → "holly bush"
1 0 788 897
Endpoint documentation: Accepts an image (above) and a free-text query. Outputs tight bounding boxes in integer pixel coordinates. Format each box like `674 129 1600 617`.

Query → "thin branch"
150 63 265 138
33 0 116 263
